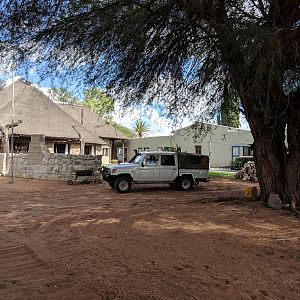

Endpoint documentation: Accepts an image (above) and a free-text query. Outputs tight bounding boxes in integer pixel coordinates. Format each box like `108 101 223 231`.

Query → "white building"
124 124 253 168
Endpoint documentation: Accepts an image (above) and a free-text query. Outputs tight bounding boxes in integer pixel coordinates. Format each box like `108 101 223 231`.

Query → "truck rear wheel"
114 176 131 193
177 176 193 191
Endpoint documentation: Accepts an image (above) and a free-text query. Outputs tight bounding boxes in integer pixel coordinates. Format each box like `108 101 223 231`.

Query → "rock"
268 193 283 210
242 175 250 181
235 161 256 181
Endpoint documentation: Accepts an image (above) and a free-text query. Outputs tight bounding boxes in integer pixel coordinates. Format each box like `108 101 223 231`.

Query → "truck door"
159 154 178 181
137 154 160 182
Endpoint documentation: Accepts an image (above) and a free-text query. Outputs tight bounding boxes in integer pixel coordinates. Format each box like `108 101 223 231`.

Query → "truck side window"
161 155 175 166
145 154 158 166
191 156 201 164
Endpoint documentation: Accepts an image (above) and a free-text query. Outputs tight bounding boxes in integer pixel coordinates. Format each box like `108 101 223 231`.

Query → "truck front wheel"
177 176 193 191
114 176 131 193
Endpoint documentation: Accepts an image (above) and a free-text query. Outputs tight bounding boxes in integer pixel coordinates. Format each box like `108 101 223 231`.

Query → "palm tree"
133 119 150 138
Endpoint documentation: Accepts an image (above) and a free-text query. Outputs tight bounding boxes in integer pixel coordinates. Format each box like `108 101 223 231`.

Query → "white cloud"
4 75 22 86
112 101 179 136
34 85 50 96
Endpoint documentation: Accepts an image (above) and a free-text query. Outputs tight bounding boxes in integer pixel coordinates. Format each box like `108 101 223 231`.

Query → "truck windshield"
129 153 144 164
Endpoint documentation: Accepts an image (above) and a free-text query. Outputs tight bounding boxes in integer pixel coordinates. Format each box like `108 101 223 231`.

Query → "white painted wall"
125 124 253 167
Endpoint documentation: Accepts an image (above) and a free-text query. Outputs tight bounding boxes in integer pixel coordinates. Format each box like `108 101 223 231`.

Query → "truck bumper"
103 174 114 182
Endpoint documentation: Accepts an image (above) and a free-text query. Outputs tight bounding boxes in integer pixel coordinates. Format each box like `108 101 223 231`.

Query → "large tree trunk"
250 122 286 202
284 102 300 210
241 91 287 203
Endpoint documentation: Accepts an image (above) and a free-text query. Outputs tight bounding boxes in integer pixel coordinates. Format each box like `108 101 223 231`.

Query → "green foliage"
83 87 114 119
50 86 131 138
209 171 235 178
230 159 243 170
49 87 79 104
110 121 134 138
220 81 240 128
133 119 150 138
230 157 253 170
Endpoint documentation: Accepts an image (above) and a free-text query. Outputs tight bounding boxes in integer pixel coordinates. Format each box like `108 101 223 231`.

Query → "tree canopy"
0 1 299 210
83 87 114 120
49 86 133 137
110 121 134 138
218 82 240 128
133 120 150 138
49 87 80 104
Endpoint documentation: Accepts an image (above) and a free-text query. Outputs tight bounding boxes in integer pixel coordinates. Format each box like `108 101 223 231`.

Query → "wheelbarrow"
67 169 102 185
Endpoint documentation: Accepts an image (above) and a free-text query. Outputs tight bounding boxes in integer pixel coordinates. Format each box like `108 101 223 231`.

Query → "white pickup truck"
103 151 209 193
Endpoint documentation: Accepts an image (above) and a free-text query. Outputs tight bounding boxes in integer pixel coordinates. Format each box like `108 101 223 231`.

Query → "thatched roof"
58 104 128 140
0 79 105 145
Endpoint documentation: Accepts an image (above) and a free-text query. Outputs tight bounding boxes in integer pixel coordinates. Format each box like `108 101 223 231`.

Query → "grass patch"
209 171 235 178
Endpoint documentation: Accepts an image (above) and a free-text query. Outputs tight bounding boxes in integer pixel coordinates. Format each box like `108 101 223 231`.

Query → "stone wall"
8 135 101 181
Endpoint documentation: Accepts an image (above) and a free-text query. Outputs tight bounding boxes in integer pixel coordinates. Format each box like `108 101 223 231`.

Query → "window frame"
84 145 92 155
195 145 202 154
232 146 240 158
54 143 66 154
243 146 251 156
160 154 176 166
144 154 158 166
102 147 109 156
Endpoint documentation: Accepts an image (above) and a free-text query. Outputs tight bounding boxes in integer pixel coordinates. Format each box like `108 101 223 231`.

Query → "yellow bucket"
244 187 258 198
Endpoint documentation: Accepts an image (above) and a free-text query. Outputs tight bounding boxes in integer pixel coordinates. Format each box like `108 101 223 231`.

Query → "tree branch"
267 0 300 28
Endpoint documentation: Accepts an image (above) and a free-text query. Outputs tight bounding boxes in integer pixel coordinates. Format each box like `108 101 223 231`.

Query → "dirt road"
0 177 299 299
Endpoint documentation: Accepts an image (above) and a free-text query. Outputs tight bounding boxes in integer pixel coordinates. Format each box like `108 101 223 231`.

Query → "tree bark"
241 91 287 203
250 122 286 202
284 100 300 210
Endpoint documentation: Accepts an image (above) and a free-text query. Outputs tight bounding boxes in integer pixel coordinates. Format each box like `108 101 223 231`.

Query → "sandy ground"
0 176 299 300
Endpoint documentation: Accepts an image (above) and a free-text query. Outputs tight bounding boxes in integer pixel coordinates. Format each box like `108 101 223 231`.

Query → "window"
14 143 29 154
191 155 201 164
161 155 175 166
145 154 158 166
195 145 202 154
54 143 66 154
117 147 128 162
144 147 150 151
243 146 252 156
232 146 240 158
157 147 163 151
138 148 142 153
102 147 109 156
129 153 144 164
84 145 92 155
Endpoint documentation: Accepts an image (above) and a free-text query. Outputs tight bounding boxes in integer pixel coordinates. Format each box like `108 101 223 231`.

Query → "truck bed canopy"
178 153 209 170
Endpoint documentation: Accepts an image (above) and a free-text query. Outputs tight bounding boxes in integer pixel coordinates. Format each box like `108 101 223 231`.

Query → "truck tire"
114 176 131 193
177 176 193 191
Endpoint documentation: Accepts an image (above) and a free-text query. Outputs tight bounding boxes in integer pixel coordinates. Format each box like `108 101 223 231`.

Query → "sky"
1 70 250 136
